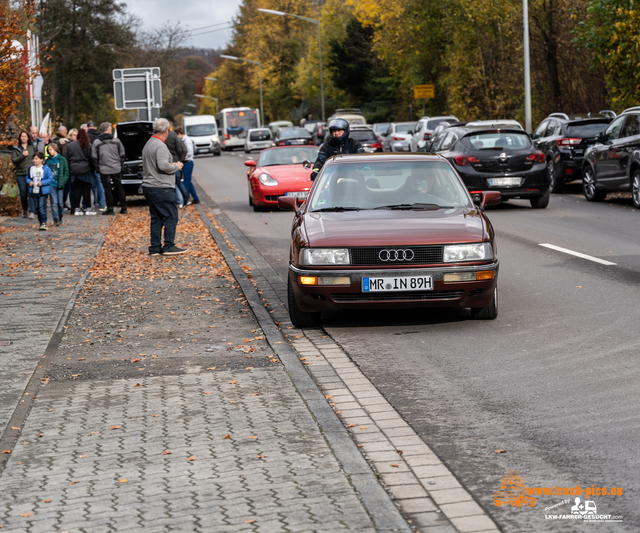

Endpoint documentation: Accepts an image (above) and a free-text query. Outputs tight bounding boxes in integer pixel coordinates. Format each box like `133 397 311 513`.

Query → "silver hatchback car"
244 128 273 153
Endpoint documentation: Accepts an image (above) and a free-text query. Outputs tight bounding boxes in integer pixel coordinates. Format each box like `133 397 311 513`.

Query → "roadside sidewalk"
0 205 406 531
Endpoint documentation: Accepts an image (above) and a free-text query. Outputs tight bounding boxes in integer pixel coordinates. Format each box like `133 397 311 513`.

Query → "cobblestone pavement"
0 213 110 439
0 205 381 532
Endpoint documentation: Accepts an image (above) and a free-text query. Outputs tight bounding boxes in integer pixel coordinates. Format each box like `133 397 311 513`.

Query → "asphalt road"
194 151 638 532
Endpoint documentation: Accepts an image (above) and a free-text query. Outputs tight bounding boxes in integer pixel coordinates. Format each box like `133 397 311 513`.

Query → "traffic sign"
414 84 435 99
113 67 162 111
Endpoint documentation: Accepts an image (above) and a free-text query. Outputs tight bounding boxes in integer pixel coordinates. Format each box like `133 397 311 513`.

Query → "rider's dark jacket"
311 136 364 180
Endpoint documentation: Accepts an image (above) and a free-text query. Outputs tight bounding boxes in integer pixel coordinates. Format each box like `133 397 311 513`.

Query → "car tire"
582 166 606 202
215 150 222 156
248 187 254 207
631 169 640 209
530 189 550 209
288 276 321 328
470 288 498 320
548 159 564 193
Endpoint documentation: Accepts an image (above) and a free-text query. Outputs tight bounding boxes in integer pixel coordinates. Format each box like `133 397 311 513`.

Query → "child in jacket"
28 152 54 230
46 143 70 225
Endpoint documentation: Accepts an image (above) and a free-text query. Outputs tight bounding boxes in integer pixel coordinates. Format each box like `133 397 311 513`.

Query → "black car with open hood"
114 121 154 195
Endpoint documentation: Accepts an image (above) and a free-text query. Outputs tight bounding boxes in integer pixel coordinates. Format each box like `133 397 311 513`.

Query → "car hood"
257 165 313 183
302 208 486 247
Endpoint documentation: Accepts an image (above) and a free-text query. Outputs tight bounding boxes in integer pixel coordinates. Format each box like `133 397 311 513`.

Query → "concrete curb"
194 201 412 533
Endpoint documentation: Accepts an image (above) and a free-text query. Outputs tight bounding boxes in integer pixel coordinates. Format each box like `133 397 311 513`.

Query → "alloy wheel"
583 169 596 199
633 172 640 209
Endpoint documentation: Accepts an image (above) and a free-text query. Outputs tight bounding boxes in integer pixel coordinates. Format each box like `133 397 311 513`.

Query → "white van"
183 115 221 156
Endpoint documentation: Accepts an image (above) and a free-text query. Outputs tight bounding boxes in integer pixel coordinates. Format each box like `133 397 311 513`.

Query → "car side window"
436 132 456 152
532 120 548 139
430 133 446 151
603 116 626 143
544 120 557 137
621 114 640 138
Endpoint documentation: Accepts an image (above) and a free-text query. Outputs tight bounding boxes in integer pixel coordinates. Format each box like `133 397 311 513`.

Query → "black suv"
114 121 153 196
429 124 550 208
532 112 613 193
582 107 640 207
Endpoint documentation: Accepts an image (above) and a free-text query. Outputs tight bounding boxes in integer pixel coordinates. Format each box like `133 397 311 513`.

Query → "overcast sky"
124 0 243 50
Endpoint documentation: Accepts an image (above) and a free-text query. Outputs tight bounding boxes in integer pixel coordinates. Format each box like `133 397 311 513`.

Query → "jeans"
182 161 198 202
143 187 179 253
49 189 64 220
175 171 188 205
30 192 48 224
16 174 29 212
175 185 184 206
92 171 106 209
100 172 127 211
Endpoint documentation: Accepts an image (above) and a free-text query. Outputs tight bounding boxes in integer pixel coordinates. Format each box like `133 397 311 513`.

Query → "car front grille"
350 246 443 266
331 290 463 302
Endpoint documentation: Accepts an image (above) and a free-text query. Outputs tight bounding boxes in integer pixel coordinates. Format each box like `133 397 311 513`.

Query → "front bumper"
194 141 220 155
289 262 499 311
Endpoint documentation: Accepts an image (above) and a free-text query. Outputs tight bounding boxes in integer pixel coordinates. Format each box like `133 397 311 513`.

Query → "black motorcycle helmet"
328 118 350 144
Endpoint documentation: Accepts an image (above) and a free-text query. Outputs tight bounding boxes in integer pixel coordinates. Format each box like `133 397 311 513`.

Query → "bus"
216 107 261 150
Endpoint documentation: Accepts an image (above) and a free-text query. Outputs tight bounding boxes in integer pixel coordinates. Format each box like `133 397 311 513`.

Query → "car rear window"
280 128 311 139
395 123 417 133
566 121 609 138
250 130 271 141
461 132 532 151
427 119 451 130
350 130 377 141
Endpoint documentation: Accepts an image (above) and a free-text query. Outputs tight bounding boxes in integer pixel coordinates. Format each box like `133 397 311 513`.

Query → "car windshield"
258 147 319 167
566 122 609 138
395 123 417 133
350 130 377 141
461 132 532 151
308 161 472 211
280 128 311 139
186 124 217 136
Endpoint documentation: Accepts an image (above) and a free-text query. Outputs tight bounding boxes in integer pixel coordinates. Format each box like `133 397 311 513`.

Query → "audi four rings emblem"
379 249 415 261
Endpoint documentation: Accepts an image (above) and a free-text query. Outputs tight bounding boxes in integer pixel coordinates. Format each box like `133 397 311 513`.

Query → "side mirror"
598 131 605 144
473 191 501 209
302 159 312 170
244 160 256 167
278 196 299 213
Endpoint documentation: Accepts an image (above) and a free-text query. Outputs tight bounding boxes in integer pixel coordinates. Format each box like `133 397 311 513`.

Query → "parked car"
466 119 524 130
183 114 222 156
311 122 327 145
244 128 273 152
278 153 501 327
327 109 367 125
350 125 384 153
114 121 153 196
533 112 612 193
410 115 459 152
273 127 315 146
581 107 640 207
244 145 319 211
268 120 294 135
429 124 550 208
382 122 417 152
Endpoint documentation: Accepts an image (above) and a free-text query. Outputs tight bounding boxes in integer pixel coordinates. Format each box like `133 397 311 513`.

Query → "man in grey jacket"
92 122 127 215
142 118 186 256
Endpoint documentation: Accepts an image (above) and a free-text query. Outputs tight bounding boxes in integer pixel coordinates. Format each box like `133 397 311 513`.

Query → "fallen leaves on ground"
118 479 128 483
495 449 507 454
20 513 33 518
161 450 172 455
222 434 231 439
187 457 196 461
110 426 121 430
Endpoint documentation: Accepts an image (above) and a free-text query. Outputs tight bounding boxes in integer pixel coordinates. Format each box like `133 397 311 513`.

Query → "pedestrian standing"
86 121 107 212
91 122 127 215
51 125 70 157
11 130 36 218
165 128 188 208
175 126 199 205
45 143 69 226
66 129 96 216
141 118 186 256
27 152 53 231
29 126 45 153
64 129 78 210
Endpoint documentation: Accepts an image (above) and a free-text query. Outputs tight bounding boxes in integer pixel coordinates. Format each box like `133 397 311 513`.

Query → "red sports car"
245 146 319 211
278 153 501 327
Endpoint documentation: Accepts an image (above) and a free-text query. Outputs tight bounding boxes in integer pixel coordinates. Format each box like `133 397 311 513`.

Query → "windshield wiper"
374 203 446 210
312 207 362 212
479 147 504 150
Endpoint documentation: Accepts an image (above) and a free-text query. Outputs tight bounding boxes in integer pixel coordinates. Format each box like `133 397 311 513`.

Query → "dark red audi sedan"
279 153 501 327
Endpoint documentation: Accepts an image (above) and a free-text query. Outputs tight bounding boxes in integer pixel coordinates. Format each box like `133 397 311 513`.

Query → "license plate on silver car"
363 276 433 292
488 177 521 187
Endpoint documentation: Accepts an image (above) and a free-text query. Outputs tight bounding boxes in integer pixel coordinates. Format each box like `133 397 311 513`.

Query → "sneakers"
22 210 28 219
186 200 193 206
28 212 35 219
177 204 184 209
85 208 97 216
39 224 47 231
162 246 188 256
192 199 200 205
102 209 114 216
120 208 128 215
149 251 162 256
74 208 84 216
98 206 108 212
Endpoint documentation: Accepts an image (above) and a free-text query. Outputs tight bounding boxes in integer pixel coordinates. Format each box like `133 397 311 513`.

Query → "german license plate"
488 177 521 187
285 191 308 198
290 140 304 145
363 276 433 292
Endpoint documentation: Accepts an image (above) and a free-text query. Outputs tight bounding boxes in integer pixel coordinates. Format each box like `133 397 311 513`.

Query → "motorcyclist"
310 118 364 181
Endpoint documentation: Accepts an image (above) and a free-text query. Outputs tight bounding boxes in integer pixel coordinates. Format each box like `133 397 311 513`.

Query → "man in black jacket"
92 122 127 215
86 121 107 211
310 118 364 181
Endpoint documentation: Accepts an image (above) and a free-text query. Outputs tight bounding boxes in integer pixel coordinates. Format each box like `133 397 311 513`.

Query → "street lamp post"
195 94 219 115
258 8 325 121
523 0 532 133
220 55 263 124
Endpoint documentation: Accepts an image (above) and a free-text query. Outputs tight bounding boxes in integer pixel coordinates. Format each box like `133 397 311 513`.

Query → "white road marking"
539 243 617 266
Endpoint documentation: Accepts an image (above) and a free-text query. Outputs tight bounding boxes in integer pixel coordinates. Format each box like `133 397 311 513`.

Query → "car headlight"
443 243 493 262
258 173 278 186
299 248 350 266
211 135 219 143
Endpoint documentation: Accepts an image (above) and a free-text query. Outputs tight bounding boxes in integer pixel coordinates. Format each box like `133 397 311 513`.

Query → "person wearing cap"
310 118 364 181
